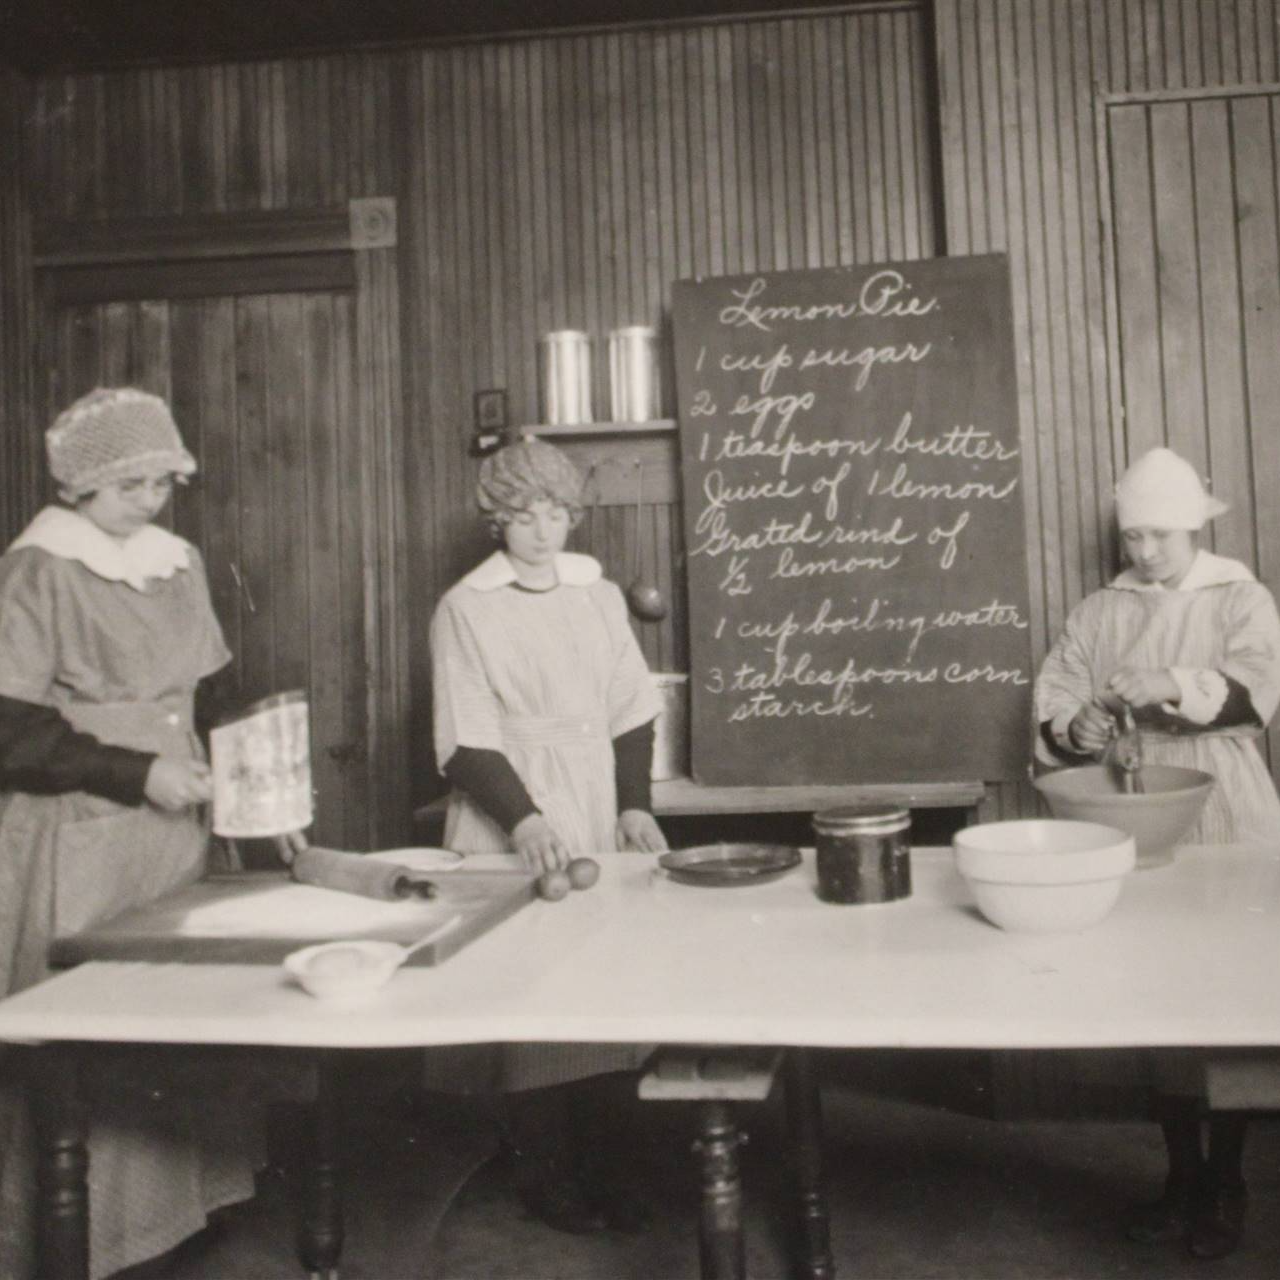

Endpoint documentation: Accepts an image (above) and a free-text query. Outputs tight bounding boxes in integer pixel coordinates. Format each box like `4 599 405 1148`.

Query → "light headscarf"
476 437 584 523
1114 447 1228 531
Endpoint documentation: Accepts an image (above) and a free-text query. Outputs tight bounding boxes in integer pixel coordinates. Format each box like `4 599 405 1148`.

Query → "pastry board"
49 869 536 968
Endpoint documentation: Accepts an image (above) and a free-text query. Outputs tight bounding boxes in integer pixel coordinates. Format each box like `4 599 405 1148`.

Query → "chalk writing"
674 255 1033 784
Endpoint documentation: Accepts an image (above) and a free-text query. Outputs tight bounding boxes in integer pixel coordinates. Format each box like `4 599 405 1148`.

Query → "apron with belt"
435 714 650 1092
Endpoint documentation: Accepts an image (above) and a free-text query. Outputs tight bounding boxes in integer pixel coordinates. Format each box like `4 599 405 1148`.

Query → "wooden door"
1105 88 1280 777
34 204 409 849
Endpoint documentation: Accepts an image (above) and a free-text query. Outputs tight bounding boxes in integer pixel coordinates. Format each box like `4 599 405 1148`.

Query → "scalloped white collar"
462 550 602 592
11 505 192 592
1112 549 1254 594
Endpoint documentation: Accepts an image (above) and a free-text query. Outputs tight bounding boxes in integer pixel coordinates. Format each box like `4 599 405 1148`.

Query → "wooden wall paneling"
711 27 739 279
354 241 411 847
1033 0 1086 629
1108 107 1164 454
188 298 245 699
1149 102 1208 466
1050 0 1100 596
168 301 208 555
266 294 310 696
332 292 371 848
1236 94 1280 598
301 293 347 845
496 43 522 407
233 295 276 694
1190 98 1255 566
862 14 889 261
1 66 39 545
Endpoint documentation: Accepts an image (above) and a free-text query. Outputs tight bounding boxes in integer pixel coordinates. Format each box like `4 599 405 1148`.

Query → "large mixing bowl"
954 818 1136 933
1033 764 1215 869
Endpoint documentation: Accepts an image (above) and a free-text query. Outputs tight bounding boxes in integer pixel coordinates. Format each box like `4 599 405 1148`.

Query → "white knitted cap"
1114 447 1228 531
46 388 197 498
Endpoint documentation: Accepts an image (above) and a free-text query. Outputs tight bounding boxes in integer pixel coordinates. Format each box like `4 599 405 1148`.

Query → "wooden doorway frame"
31 200 411 847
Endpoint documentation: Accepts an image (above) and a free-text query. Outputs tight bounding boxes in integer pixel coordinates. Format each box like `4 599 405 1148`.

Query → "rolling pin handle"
394 876 439 900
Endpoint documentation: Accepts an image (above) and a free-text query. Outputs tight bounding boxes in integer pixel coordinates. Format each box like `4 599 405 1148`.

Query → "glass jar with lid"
811 804 912 904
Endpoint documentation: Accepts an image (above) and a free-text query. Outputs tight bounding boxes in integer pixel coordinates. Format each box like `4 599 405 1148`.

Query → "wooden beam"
47 253 356 305
34 207 353 268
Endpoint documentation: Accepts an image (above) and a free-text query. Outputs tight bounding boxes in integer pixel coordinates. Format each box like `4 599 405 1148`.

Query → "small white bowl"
953 818 1136 933
283 939 407 1001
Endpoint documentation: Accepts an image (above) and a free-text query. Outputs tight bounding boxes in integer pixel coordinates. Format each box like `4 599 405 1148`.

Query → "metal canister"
540 330 593 425
608 325 659 422
812 804 912 904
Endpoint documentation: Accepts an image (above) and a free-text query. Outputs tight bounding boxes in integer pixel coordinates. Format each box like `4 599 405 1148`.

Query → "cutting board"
48 869 537 967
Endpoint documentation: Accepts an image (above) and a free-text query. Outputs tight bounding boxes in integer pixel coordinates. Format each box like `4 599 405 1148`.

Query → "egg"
537 869 572 901
567 857 600 890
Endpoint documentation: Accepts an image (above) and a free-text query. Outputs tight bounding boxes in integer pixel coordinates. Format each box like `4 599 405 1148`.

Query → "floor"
122 1052 1280 1280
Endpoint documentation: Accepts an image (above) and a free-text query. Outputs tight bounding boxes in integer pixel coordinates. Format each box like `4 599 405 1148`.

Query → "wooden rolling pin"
275 835 437 901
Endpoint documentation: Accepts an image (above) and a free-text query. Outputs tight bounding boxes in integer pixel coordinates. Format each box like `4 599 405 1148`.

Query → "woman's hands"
1105 666 1179 710
616 809 668 853
1069 667 1181 755
1068 703 1115 755
144 757 212 811
511 812 571 873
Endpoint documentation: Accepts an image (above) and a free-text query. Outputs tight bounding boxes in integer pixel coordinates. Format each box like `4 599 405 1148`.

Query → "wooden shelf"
524 419 676 437
651 776 986 817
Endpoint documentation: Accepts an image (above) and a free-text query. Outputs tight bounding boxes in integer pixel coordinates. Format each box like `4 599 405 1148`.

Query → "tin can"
608 325 659 422
540 330 593 425
812 804 912 904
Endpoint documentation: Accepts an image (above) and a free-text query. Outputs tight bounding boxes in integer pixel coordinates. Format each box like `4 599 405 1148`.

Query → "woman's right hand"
144 757 213 812
1068 702 1115 755
510 812 570 873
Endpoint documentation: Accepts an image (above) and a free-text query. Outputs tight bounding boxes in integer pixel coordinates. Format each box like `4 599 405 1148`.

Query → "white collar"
462 550 602 592
11 505 192 592
1111 548 1255 594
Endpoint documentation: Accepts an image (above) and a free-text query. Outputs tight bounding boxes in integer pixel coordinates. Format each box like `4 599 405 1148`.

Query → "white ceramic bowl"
953 818 1136 933
283 939 407 1001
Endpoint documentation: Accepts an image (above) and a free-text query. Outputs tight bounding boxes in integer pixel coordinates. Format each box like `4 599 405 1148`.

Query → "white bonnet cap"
1114 447 1228 531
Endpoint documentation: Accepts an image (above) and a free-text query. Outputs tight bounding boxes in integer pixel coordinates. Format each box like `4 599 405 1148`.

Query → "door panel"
51 289 369 849
1107 89 1280 776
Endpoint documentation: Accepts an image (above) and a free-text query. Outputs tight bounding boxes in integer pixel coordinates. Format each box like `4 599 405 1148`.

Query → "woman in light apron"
0 388 256 1279
429 437 666 1234
1036 447 1280 1260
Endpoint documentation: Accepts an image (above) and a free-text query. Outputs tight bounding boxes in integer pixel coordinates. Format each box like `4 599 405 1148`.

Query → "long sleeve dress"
428 549 662 1089
1034 549 1280 844
0 506 258 1280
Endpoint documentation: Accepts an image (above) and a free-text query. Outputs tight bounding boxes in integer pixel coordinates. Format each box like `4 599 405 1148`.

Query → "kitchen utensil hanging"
625 458 668 621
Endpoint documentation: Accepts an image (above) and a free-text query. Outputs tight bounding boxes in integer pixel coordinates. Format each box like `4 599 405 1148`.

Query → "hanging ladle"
625 458 668 621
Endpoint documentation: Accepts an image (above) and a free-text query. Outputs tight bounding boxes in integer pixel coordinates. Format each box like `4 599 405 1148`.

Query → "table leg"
32 1044 89 1280
784 1049 835 1280
693 1099 746 1280
297 1052 344 1279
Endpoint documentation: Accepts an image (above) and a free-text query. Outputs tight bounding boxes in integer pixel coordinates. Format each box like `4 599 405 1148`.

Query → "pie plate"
657 843 802 887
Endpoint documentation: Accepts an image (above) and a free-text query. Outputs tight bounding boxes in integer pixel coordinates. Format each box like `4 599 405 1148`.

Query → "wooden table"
4 844 1280 1278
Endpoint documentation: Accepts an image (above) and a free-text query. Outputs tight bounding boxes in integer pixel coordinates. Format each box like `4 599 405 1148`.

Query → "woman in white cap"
0 388 254 1278
429 437 666 1235
1036 445 1280 1259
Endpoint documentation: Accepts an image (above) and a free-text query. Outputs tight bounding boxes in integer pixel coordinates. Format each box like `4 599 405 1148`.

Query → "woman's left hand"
1106 667 1179 709
616 809 668 853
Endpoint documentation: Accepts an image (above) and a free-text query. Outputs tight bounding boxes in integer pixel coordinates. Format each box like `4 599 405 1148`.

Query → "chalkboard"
672 254 1032 786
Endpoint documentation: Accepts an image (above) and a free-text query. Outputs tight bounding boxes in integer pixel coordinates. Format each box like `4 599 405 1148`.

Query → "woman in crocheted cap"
428 436 666 1235
434 435 666 867
1035 445 1280 1260
0 388 254 1280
